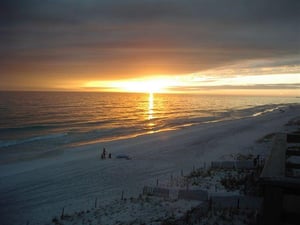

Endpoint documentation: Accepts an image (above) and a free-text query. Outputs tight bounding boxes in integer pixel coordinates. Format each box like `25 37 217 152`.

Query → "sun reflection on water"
148 93 155 126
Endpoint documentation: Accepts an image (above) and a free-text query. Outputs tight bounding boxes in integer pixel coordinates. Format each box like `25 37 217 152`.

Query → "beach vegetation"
187 168 214 178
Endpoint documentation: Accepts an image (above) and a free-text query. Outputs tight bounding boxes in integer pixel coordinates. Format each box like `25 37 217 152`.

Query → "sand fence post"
156 178 159 186
121 190 124 200
94 197 98 208
60 207 65 220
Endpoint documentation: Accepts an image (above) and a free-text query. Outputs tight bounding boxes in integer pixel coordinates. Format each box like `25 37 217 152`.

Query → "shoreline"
0 103 299 225
0 102 297 156
0 104 299 177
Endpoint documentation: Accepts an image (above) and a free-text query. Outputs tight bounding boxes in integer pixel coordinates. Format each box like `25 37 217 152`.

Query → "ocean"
0 91 298 163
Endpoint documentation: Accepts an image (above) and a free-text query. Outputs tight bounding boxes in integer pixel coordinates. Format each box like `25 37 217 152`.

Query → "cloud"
168 84 300 93
200 55 300 77
0 0 299 90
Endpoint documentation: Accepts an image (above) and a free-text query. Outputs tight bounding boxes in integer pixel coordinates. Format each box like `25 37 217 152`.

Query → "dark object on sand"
116 154 131 160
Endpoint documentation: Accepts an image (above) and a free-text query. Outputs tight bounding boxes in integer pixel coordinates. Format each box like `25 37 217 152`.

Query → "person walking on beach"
102 147 106 159
101 147 106 159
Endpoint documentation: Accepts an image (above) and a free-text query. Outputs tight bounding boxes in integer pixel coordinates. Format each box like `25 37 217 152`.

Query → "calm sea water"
0 91 298 162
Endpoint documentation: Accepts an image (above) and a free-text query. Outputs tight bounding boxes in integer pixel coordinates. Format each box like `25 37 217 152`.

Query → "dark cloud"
3 0 299 24
0 0 299 89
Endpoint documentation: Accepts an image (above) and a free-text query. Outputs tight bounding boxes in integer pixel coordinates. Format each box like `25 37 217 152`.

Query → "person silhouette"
101 147 106 159
102 147 106 159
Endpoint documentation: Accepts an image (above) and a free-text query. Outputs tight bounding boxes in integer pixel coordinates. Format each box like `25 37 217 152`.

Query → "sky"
0 0 299 95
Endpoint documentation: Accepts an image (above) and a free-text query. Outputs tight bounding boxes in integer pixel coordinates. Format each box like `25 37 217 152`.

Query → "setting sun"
84 77 180 93
115 79 169 93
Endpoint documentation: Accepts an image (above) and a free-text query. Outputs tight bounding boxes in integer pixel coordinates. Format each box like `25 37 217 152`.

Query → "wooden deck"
260 133 300 225
260 133 286 179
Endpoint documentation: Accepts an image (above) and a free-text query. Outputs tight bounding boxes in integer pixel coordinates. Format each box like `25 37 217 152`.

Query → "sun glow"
83 73 299 96
84 77 178 93
114 79 170 93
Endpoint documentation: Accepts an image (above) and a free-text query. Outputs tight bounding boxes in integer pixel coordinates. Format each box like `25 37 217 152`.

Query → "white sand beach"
0 104 299 225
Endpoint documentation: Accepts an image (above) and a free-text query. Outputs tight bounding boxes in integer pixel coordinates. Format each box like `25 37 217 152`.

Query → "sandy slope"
0 104 299 225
